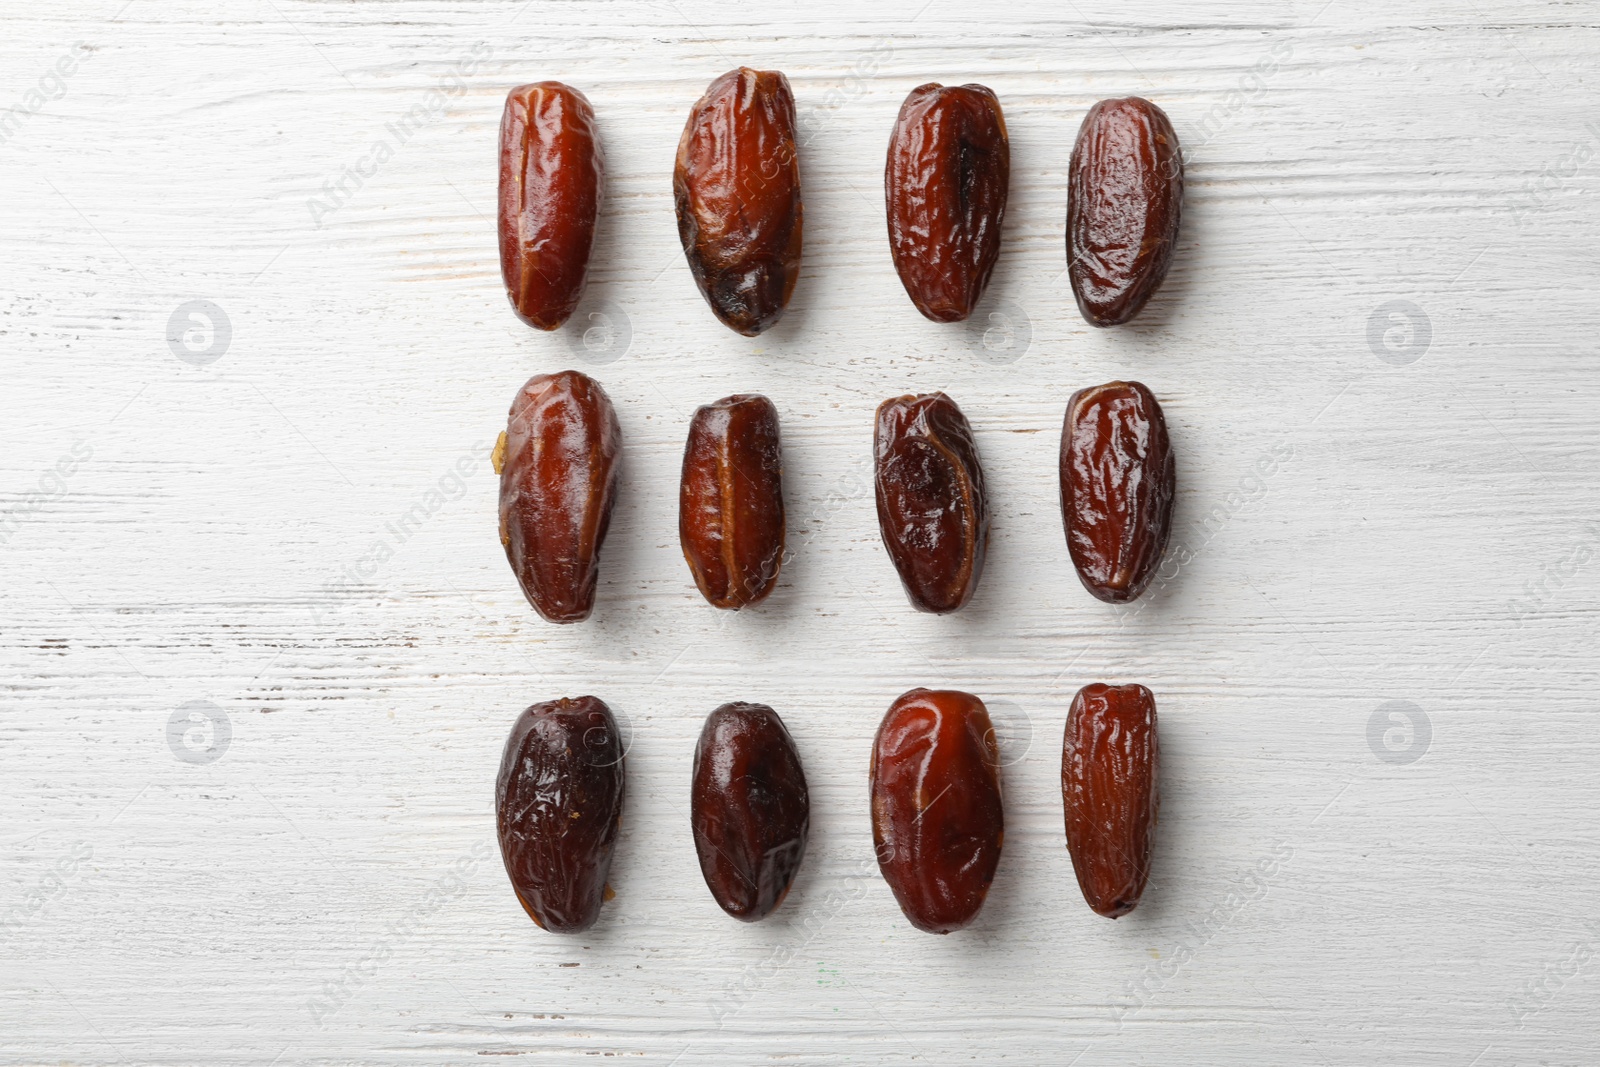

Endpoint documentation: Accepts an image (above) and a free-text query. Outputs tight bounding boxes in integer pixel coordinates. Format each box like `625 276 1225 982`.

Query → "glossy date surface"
679 395 785 609
674 67 803 336
496 696 626 933
498 82 604 331
691 702 809 921
885 83 1009 323
875 393 989 614
1062 683 1159 918
1060 380 1175 604
497 370 621 623
870 688 1003 934
1066 97 1183 327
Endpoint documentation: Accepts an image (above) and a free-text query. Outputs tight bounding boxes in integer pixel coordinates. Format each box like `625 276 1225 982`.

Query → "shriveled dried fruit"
498 370 621 623
875 393 989 613
1067 97 1183 327
674 67 803 336
870 688 1003 934
679 395 785 608
1062 683 1159 918
496 696 626 933
691 702 809 921
1060 380 1174 603
885 83 1010 323
498 82 604 331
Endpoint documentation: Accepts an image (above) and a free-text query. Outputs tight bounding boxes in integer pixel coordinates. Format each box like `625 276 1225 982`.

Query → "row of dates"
496 370 1175 619
497 685 1159 934
501 70 1183 336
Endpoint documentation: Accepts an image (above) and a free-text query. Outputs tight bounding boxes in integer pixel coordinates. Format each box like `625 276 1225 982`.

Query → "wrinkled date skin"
674 67 803 336
1063 683 1159 918
498 82 604 331
1067 97 1183 327
885 83 1010 323
870 689 1004 934
497 371 621 623
679 395 785 609
1060 381 1175 603
875 393 990 614
496 696 626 933
691 703 810 921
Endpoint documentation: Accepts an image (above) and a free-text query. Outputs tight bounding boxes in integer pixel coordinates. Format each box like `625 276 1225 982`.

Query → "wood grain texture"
4 1 1600 1064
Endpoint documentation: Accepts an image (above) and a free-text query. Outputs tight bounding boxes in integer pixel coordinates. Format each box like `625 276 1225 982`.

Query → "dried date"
885 83 1010 322
497 370 621 623
870 688 1004 934
496 696 626 933
1060 380 1175 603
691 702 809 921
679 395 785 609
875 393 989 613
1062 683 1159 918
498 82 604 331
1066 97 1183 327
674 67 803 336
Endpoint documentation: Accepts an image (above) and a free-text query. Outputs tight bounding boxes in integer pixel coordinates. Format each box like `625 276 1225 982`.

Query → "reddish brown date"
875 393 989 614
691 702 809 921
870 688 1004 934
674 67 803 336
1062 683 1159 918
679 395 785 609
498 82 604 331
1060 381 1175 603
885 83 1010 323
497 370 621 623
1066 97 1183 327
496 696 626 933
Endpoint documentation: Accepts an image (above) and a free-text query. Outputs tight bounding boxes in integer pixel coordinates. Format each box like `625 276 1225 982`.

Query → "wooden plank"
3 2 1598 1063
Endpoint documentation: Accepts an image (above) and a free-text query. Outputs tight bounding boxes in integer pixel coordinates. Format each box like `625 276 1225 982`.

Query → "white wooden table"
4 2 1598 1063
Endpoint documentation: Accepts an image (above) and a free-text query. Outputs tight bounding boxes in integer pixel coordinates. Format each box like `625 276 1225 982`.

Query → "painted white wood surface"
4 1 1599 1063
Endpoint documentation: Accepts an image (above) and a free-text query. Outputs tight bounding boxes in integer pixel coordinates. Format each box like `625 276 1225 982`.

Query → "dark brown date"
496 696 626 933
691 702 809 921
498 82 604 331
874 393 989 614
1062 683 1159 918
1066 97 1183 327
885 83 1010 323
674 67 803 336
1060 381 1175 603
679 395 785 609
497 370 621 623
870 688 1003 934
